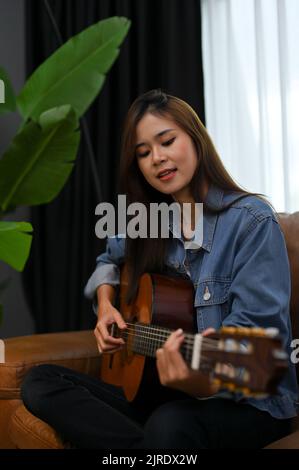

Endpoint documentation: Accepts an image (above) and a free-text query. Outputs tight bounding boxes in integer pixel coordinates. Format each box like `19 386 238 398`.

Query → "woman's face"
135 113 198 203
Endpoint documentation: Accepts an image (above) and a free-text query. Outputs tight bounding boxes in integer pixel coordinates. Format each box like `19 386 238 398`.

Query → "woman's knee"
21 364 61 415
143 400 202 448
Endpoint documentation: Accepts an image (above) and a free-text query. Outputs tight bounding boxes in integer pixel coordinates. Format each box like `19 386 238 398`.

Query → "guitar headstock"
197 326 288 396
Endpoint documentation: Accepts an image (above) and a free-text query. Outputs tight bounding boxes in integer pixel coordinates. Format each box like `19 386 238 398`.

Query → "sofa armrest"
0 330 100 449
0 330 101 399
264 430 299 449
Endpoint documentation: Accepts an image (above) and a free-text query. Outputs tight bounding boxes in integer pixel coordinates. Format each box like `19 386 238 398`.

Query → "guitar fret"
134 323 165 357
122 322 194 362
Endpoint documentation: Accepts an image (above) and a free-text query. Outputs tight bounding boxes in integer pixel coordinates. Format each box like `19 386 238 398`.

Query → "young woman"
21 89 298 449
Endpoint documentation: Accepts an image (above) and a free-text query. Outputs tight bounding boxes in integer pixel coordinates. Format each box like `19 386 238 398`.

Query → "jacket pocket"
194 278 231 331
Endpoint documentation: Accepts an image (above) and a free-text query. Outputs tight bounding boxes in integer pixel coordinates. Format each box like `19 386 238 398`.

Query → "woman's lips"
158 169 177 181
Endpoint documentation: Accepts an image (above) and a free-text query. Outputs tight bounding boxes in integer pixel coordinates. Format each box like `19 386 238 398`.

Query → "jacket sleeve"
84 235 125 300
223 215 292 344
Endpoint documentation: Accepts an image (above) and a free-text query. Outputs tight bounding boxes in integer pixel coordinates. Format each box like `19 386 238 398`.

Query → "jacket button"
203 286 211 301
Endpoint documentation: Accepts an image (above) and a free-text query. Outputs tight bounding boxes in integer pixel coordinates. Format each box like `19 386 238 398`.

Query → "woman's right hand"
94 300 127 354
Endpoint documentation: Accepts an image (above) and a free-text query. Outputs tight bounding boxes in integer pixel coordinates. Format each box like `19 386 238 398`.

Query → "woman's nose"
152 147 166 164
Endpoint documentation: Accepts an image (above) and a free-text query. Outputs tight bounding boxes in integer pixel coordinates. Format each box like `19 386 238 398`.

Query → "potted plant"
0 16 131 318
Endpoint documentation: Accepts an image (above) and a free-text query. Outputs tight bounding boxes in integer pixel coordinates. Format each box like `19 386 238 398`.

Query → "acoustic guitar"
100 266 288 402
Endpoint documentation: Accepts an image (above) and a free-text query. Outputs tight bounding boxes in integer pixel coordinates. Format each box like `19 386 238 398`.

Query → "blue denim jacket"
85 185 298 419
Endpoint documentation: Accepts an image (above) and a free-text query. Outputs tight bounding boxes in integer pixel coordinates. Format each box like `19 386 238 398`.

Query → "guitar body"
100 266 195 401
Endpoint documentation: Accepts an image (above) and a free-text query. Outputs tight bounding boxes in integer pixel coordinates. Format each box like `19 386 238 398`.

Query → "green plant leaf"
0 66 16 114
0 105 80 210
0 221 33 271
17 16 130 121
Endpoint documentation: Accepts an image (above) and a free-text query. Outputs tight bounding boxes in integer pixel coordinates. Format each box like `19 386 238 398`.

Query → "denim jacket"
85 185 298 419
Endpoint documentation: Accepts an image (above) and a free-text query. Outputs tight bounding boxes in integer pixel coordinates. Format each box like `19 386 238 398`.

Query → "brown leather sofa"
0 331 100 448
0 212 298 449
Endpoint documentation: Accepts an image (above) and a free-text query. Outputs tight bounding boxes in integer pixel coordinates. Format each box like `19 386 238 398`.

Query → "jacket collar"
201 184 224 252
168 184 224 252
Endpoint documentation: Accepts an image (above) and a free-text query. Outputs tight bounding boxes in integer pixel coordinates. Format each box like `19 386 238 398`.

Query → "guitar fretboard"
110 321 287 395
116 322 195 365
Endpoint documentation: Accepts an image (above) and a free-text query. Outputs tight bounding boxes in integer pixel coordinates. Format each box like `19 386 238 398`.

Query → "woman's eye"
136 138 175 158
162 137 175 146
137 151 150 158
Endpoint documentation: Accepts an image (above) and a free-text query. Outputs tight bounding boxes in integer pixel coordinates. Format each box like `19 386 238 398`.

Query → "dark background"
2 0 206 335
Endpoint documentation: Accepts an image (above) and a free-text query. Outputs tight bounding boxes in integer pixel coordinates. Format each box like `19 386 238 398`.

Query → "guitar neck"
116 322 196 366
111 321 288 395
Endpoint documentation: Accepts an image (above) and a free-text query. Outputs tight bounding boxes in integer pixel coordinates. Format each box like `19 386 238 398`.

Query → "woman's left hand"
156 328 218 397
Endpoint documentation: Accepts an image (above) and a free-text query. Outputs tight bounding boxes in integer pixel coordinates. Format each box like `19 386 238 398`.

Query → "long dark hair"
119 89 264 303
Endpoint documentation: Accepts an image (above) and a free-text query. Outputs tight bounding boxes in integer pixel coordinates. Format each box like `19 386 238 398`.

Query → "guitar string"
121 321 219 339
116 323 219 346
116 332 217 367
111 322 244 357
110 327 249 381
116 324 219 345
115 339 212 365
117 335 244 379
120 335 221 353
120 332 219 350
118 330 223 352
116 324 219 347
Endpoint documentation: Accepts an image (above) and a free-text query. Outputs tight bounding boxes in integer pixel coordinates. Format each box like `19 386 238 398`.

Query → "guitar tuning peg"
264 327 279 338
225 382 236 392
221 326 273 337
212 378 222 388
235 387 251 396
220 326 237 334
235 327 251 335
249 327 266 336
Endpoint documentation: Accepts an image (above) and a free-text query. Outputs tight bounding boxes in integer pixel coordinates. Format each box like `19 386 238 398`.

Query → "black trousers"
21 364 291 449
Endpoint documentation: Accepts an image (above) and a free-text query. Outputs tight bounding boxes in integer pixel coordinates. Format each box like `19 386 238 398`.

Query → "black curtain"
23 0 205 333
